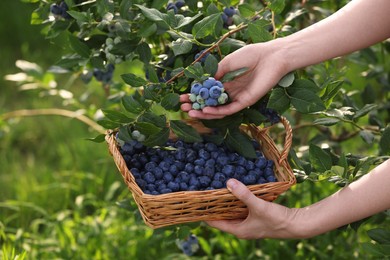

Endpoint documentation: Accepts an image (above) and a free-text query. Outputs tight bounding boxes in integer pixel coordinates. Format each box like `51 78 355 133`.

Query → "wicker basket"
106 117 296 229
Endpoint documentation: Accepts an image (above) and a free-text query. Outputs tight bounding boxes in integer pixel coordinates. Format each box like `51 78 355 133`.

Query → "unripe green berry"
192 102 201 110
189 93 197 102
196 95 205 104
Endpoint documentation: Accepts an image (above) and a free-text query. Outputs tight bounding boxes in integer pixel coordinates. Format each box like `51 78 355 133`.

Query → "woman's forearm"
278 0 390 72
292 159 390 238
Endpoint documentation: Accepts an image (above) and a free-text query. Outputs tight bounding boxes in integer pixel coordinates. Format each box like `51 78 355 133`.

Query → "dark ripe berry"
198 176 211 188
167 181 180 192
136 178 147 189
217 155 229 166
199 88 210 99
180 182 189 191
189 176 200 187
163 173 174 182
167 2 178 13
221 13 228 23
153 167 164 179
211 180 223 189
255 157 267 169
145 161 157 172
209 86 222 98
223 7 236 17
194 165 204 175
205 158 215 167
245 161 255 170
175 0 186 8
191 82 202 95
160 188 173 194
159 161 170 171
177 171 190 183
198 149 211 160
222 165 235 176
146 184 156 192
235 165 247 175
205 98 218 107
267 160 274 168
194 158 205 166
144 172 156 184
267 176 277 182
184 163 194 173
205 142 218 152
203 77 217 89
213 172 227 183
169 164 179 176
243 174 257 185
264 167 274 177
50 4 63 15
203 166 215 178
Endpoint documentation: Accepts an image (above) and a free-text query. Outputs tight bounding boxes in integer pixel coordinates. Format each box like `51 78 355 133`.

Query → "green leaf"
238 3 256 18
184 62 204 81
85 134 106 143
313 117 340 126
135 4 168 25
121 73 147 87
278 73 295 87
97 119 119 129
67 10 90 23
170 120 203 143
353 104 377 120
136 42 152 64
174 13 202 29
138 112 166 128
220 67 249 83
135 122 162 136
367 228 390 244
243 108 267 125
68 35 91 58
204 54 219 76
117 125 133 143
360 130 375 144
122 95 144 114
248 20 272 43
171 38 193 56
267 87 290 113
290 89 326 113
192 13 222 39
143 127 170 147
160 93 180 111
268 0 285 14
379 126 390 154
309 144 332 172
102 109 132 123
225 128 257 159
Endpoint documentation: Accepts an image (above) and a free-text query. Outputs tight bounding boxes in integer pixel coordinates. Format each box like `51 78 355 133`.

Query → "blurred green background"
0 1 389 259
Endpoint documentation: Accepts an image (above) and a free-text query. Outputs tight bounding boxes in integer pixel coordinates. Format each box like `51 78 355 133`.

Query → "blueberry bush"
2 0 390 258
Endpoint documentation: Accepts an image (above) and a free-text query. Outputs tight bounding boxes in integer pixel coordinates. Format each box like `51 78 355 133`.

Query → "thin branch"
1 108 106 134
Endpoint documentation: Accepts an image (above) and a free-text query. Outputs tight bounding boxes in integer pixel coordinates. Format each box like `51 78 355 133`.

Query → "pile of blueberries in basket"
118 136 278 195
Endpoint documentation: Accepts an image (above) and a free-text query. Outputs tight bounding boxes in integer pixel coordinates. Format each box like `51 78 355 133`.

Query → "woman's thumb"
226 179 259 208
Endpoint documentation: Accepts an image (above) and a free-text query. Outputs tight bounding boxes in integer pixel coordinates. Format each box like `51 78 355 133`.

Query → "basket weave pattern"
106 117 296 229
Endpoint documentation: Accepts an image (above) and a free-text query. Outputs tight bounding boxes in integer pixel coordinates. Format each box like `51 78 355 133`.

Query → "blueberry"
194 158 205 166
175 161 185 171
189 176 200 187
216 155 229 165
146 183 156 192
267 176 277 182
167 2 178 13
205 98 218 107
267 160 275 168
50 4 63 15
159 161 170 171
245 161 255 170
203 166 215 178
205 158 216 167
198 176 211 188
209 86 222 99
199 88 210 99
167 181 180 192
255 157 267 169
223 7 236 17
264 167 274 177
221 13 228 24
258 177 267 184
145 161 157 172
235 165 247 175
180 182 189 191
213 172 227 183
198 149 211 160
163 173 174 182
144 172 156 184
205 142 218 152
177 171 190 183
194 50 210 63
152 167 163 179
194 165 204 175
203 77 217 89
136 178 147 189
169 164 179 176
175 0 186 8
191 82 202 95
222 165 235 177
218 92 229 104
184 163 194 173
160 188 173 194
192 102 201 110
211 180 223 189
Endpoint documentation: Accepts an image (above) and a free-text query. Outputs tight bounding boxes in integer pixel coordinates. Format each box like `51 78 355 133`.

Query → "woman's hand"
180 40 289 120
206 179 304 239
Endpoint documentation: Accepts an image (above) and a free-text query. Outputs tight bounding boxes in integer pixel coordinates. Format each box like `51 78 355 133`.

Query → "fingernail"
227 179 237 192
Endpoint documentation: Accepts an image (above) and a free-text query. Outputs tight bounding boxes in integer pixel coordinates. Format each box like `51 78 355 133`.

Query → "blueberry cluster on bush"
93 64 115 83
189 77 229 110
118 136 277 195
258 99 281 124
177 234 199 256
167 0 186 14
50 1 71 20
221 7 236 28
